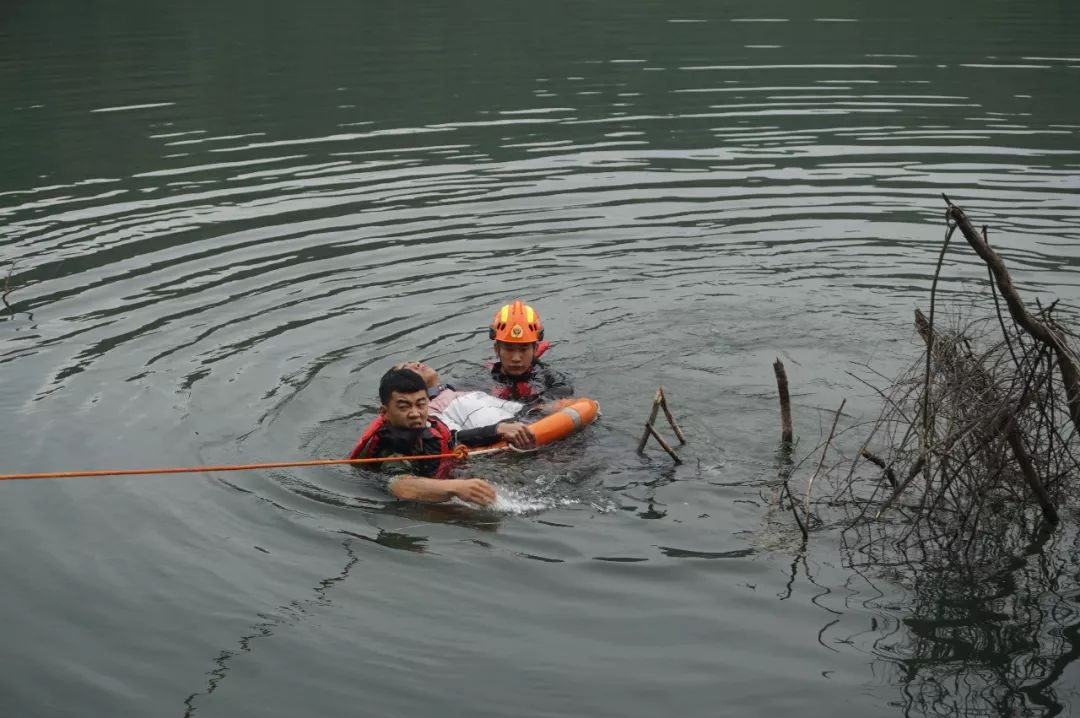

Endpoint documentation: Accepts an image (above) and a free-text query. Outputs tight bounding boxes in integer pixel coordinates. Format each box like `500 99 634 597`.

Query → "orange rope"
0 444 473 481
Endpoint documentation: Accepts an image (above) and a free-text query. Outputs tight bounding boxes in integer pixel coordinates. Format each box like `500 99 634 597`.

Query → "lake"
2 1 1080 716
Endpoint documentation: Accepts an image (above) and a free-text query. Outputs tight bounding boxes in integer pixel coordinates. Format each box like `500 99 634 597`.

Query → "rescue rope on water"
0 446 473 482
0 398 601 481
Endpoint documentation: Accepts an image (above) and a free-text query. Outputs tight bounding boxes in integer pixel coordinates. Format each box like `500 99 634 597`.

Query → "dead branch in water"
804 399 845 520
773 358 794 446
643 422 682 464
768 359 848 541
944 194 1080 435
637 388 684 463
766 199 1079 553
913 307 1058 524
833 198 1080 569
783 481 808 542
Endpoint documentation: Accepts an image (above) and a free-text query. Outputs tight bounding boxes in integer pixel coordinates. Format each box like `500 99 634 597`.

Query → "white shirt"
428 389 525 432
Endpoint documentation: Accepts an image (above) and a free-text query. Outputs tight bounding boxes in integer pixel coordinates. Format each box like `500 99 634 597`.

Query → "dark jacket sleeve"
454 423 503 448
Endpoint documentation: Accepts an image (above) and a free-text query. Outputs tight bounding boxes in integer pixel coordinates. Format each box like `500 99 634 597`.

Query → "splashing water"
488 488 580 515
446 472 619 516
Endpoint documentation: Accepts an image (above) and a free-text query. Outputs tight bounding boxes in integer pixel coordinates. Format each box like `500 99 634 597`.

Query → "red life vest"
348 416 455 478
492 379 537 401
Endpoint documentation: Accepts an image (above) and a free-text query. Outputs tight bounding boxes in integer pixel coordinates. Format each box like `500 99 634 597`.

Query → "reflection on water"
349 528 429 554
182 538 361 717
840 515 1080 716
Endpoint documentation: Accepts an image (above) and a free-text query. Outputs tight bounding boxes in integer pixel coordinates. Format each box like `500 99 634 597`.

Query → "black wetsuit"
491 360 573 404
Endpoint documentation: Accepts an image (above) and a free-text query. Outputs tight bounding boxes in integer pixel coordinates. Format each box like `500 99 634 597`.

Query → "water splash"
487 487 580 515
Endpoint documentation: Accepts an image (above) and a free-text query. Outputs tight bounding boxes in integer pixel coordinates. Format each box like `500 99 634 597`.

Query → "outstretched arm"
388 476 497 505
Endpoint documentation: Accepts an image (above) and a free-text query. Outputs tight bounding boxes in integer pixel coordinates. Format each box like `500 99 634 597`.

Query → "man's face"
394 361 439 388
380 389 430 429
495 342 536 377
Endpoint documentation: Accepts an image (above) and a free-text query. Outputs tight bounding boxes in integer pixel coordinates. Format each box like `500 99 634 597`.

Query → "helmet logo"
510 324 524 339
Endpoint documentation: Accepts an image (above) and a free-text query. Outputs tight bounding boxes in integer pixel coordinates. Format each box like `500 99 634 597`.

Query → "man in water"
488 300 573 404
349 367 534 506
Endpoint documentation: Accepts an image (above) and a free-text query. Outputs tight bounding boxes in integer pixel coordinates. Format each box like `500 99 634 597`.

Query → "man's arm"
456 422 535 449
388 475 497 505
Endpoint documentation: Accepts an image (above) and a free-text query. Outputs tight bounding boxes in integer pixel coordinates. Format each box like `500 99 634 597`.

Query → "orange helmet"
489 300 544 344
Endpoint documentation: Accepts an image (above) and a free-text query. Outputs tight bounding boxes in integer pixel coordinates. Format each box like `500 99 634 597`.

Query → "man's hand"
449 478 498 506
496 421 536 449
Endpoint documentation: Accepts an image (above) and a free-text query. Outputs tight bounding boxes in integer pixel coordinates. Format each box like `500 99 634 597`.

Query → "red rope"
0 444 473 481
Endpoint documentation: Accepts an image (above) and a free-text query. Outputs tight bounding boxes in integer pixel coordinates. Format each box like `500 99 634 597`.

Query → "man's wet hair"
379 367 427 405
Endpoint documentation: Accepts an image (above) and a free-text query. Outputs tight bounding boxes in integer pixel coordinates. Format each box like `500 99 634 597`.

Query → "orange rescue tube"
527 398 599 445
475 397 600 454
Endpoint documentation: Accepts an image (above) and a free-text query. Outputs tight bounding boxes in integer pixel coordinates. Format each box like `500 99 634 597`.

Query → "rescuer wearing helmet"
488 300 573 404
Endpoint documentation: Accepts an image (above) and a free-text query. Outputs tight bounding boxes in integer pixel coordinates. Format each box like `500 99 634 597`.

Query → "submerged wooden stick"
773 358 793 445
638 388 685 462
636 390 664 454
645 423 683 464
658 389 687 445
